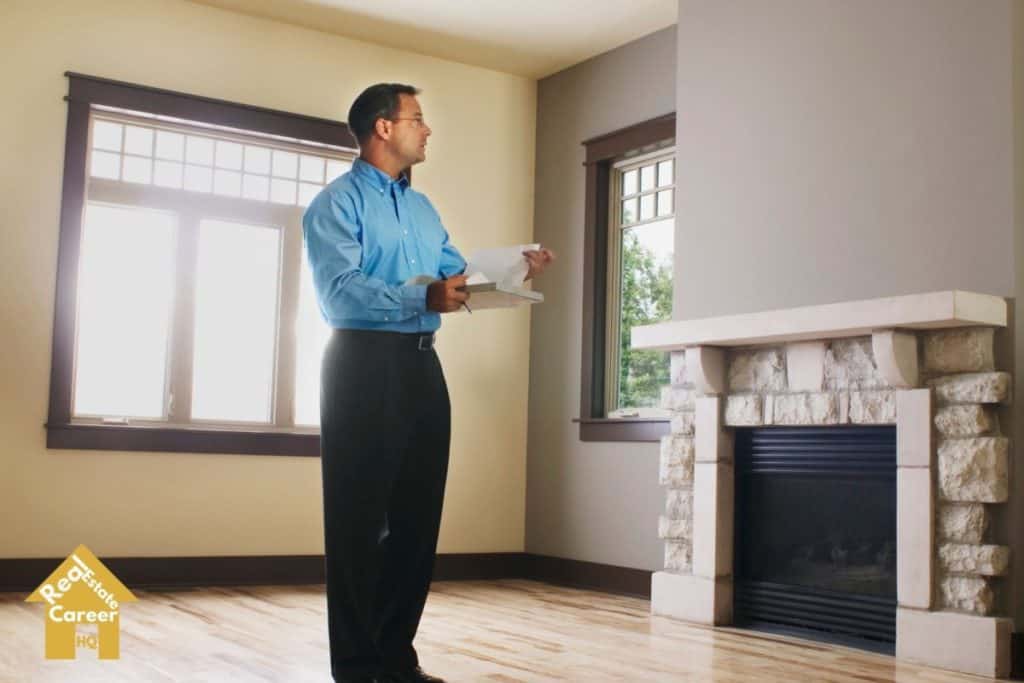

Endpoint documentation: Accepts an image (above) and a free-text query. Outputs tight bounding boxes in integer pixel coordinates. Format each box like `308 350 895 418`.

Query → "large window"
47 73 357 455
577 114 675 442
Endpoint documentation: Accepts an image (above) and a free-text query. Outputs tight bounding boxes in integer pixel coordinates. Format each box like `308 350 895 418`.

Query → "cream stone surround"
634 291 1013 679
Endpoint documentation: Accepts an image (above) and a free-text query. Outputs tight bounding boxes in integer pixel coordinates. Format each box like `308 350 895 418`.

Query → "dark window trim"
578 113 675 443
47 72 357 457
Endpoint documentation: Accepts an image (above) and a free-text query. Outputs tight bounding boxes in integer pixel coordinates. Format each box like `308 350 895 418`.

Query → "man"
303 83 554 683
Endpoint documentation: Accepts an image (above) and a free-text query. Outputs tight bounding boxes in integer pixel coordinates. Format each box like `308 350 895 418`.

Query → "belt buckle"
417 334 434 351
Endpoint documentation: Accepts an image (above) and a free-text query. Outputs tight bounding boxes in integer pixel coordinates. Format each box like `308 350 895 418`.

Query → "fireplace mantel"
633 290 1006 351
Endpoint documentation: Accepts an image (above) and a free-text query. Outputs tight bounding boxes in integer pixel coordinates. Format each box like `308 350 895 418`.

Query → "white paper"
464 243 540 289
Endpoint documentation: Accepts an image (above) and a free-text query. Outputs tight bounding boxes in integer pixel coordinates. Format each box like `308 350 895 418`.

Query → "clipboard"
460 282 544 311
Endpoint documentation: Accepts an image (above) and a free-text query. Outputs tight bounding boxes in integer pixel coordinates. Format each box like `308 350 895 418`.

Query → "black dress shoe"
380 665 447 683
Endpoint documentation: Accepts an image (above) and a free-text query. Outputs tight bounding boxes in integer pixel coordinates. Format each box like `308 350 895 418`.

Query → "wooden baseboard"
0 552 650 598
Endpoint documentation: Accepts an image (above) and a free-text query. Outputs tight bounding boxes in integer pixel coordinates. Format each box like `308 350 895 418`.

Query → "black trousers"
319 329 452 680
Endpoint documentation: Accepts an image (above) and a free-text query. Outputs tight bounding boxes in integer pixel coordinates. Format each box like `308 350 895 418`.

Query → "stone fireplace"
633 291 1014 678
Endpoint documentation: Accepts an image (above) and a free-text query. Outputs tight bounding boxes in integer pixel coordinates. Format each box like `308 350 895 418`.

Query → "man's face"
387 93 431 166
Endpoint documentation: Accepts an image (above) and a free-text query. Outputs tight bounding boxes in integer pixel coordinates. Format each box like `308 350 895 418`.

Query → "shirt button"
410 259 415 264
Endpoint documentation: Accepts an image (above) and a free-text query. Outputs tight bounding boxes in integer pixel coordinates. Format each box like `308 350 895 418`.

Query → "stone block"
939 575 995 615
660 385 696 412
724 395 762 426
896 389 932 468
692 462 733 579
824 337 884 390
651 572 733 625
928 372 1011 405
670 350 690 386
897 468 932 609
896 608 1012 678
939 543 1009 576
727 348 785 393
786 341 826 391
938 437 1009 503
849 390 897 424
923 328 995 374
664 541 692 572
938 503 989 543
665 487 693 519
659 435 694 487
934 404 996 437
670 411 695 435
768 392 839 425
659 515 692 540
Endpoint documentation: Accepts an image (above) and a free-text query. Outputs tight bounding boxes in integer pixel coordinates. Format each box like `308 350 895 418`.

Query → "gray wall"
674 0 1015 319
526 26 676 569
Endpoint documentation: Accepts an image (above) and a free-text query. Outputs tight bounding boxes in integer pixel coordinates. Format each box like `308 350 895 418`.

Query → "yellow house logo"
24 544 138 659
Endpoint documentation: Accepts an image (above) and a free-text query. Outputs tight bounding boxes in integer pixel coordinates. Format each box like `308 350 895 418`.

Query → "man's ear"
373 117 391 141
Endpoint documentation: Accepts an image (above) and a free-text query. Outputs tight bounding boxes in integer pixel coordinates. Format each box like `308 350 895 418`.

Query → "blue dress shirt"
302 158 466 333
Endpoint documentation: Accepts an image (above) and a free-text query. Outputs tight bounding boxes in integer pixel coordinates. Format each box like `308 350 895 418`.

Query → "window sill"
573 417 669 443
45 423 320 457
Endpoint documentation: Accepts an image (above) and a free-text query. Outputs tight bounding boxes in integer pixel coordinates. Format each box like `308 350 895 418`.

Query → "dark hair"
347 83 421 146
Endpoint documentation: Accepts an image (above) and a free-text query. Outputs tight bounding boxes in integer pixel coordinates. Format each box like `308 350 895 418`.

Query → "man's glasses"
390 117 427 129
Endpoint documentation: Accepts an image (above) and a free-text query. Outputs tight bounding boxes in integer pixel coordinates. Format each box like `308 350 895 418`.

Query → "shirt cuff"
400 284 429 316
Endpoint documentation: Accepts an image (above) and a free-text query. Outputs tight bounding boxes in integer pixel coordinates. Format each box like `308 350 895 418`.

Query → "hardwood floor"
0 579 998 682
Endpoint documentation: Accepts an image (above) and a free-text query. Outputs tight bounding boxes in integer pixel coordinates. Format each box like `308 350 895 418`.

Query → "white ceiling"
189 0 678 78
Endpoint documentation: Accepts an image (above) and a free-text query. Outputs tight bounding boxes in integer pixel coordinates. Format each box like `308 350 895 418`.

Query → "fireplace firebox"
734 426 897 653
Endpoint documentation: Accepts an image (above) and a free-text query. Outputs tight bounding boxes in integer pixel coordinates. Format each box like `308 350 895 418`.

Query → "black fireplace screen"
734 426 897 651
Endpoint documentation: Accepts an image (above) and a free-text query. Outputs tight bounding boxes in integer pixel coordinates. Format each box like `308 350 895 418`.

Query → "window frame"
576 113 675 443
46 73 359 457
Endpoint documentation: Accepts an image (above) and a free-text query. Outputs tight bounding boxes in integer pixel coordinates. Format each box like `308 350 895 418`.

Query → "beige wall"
526 27 676 570
0 0 536 558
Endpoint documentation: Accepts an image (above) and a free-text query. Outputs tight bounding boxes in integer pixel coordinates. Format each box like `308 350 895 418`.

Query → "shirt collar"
353 158 409 194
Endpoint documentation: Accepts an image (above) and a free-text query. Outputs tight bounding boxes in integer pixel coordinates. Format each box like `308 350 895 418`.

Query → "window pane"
639 193 655 221
92 120 122 152
272 150 298 178
73 204 176 419
122 155 152 184
243 174 270 201
244 146 271 174
621 169 638 196
191 219 281 422
297 182 321 207
621 197 637 225
657 159 674 187
213 169 242 197
184 164 213 193
186 136 214 165
155 131 184 161
299 155 325 183
294 255 330 426
657 189 674 217
90 150 121 180
270 178 297 204
640 164 656 191
154 160 184 189
124 125 153 156
216 141 243 170
326 159 351 181
616 218 673 410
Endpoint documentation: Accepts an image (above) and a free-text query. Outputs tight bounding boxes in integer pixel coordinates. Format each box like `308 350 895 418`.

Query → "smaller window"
606 149 675 419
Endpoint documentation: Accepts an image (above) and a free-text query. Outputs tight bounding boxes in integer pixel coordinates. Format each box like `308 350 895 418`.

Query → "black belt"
333 328 435 351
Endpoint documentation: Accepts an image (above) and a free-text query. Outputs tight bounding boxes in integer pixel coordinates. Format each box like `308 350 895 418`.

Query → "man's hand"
523 248 556 280
426 275 470 313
